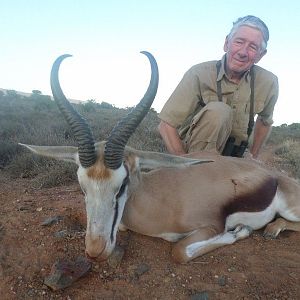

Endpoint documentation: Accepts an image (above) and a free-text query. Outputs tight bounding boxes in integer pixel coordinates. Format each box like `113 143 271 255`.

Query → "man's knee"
184 102 233 153
202 102 233 126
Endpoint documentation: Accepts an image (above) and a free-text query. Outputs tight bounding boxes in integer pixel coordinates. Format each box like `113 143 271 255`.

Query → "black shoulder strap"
247 66 255 137
216 60 222 102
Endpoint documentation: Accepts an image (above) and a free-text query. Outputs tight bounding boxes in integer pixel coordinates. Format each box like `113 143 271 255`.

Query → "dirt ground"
1 153 300 299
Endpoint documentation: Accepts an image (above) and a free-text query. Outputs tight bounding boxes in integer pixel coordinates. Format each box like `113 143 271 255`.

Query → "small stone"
36 207 43 212
134 263 150 278
218 275 226 286
190 291 209 300
19 206 30 211
44 256 92 290
41 216 63 226
54 230 68 238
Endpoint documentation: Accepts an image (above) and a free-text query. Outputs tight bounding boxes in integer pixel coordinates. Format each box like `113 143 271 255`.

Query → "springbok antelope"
20 52 300 263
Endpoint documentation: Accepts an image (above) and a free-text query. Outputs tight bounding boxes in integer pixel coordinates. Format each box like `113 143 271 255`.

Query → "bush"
274 139 300 178
0 142 21 169
30 162 77 188
4 89 300 188
268 123 300 145
7 151 77 187
1 91 164 187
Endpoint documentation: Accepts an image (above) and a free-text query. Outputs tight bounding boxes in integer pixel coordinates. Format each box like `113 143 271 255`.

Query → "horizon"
1 87 298 128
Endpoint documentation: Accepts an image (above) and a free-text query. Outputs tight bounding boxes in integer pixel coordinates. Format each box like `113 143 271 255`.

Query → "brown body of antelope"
20 52 300 264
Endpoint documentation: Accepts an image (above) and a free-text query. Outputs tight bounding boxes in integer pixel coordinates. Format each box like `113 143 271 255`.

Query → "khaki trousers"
182 102 233 153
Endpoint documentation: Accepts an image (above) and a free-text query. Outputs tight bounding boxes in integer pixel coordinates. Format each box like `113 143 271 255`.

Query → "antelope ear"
19 143 79 165
130 149 213 170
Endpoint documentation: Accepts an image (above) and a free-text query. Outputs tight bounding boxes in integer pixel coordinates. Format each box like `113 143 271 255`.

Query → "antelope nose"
85 235 107 258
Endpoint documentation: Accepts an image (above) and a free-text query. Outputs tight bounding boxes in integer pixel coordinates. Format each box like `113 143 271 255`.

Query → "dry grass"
273 139 300 178
0 93 162 187
1 92 300 187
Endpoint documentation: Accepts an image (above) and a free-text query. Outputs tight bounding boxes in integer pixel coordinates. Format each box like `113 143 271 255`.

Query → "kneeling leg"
172 224 253 263
264 218 300 239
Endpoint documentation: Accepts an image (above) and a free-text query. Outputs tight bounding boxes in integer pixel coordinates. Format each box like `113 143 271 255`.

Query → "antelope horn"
50 54 97 168
104 51 159 170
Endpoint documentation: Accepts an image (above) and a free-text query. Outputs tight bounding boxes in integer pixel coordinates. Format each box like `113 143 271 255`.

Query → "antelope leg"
172 224 253 263
264 218 300 239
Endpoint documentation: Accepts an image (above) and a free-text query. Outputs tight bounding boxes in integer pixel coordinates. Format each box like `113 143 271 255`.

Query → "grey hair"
228 15 269 51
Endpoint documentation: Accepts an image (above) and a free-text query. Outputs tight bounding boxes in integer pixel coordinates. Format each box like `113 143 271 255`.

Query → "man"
158 15 278 159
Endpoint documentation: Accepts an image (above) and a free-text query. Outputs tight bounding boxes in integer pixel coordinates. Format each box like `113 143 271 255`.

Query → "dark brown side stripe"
222 176 278 219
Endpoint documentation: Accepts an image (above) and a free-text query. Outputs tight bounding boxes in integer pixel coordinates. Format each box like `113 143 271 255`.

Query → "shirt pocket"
201 93 219 104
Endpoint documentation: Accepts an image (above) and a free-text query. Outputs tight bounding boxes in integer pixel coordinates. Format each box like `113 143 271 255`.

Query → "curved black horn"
50 54 97 168
104 51 159 170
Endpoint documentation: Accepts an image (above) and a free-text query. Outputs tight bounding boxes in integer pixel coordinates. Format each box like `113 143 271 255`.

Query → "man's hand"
244 150 260 162
250 118 271 158
158 121 186 156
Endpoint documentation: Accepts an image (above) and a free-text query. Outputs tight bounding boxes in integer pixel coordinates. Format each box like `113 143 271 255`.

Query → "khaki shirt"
159 55 279 143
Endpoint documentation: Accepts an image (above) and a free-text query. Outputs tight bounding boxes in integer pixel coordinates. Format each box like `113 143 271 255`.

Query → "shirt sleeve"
159 66 202 128
257 76 279 126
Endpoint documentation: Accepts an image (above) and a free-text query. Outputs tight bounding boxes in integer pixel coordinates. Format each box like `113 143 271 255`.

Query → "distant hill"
0 88 84 104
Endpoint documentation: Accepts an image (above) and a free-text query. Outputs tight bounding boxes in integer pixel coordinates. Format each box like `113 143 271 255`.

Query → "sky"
1 0 300 126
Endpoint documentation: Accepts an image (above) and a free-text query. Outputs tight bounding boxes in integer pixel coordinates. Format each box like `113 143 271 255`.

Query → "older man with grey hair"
158 16 278 159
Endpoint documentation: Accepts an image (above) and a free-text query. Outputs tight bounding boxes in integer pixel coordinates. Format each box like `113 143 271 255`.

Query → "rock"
218 275 226 286
107 245 125 268
134 263 150 278
190 291 209 300
54 230 68 238
41 216 63 226
44 256 92 290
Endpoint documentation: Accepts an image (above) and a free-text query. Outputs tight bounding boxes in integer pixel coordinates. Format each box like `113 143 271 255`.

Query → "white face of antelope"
46 51 158 261
77 162 130 260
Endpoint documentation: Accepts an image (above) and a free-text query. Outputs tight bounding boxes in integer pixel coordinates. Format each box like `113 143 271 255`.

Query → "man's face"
224 25 266 76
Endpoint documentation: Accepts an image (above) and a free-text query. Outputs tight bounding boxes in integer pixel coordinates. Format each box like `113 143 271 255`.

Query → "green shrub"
274 139 300 178
0 92 163 187
0 142 21 169
7 151 77 187
3 90 300 187
268 123 300 145
30 162 77 188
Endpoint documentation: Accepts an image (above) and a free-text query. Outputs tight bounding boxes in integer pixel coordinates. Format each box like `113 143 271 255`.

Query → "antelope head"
20 52 210 260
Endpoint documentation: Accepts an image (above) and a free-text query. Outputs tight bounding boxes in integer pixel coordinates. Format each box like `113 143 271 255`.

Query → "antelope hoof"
263 218 287 239
229 224 253 239
263 225 281 239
